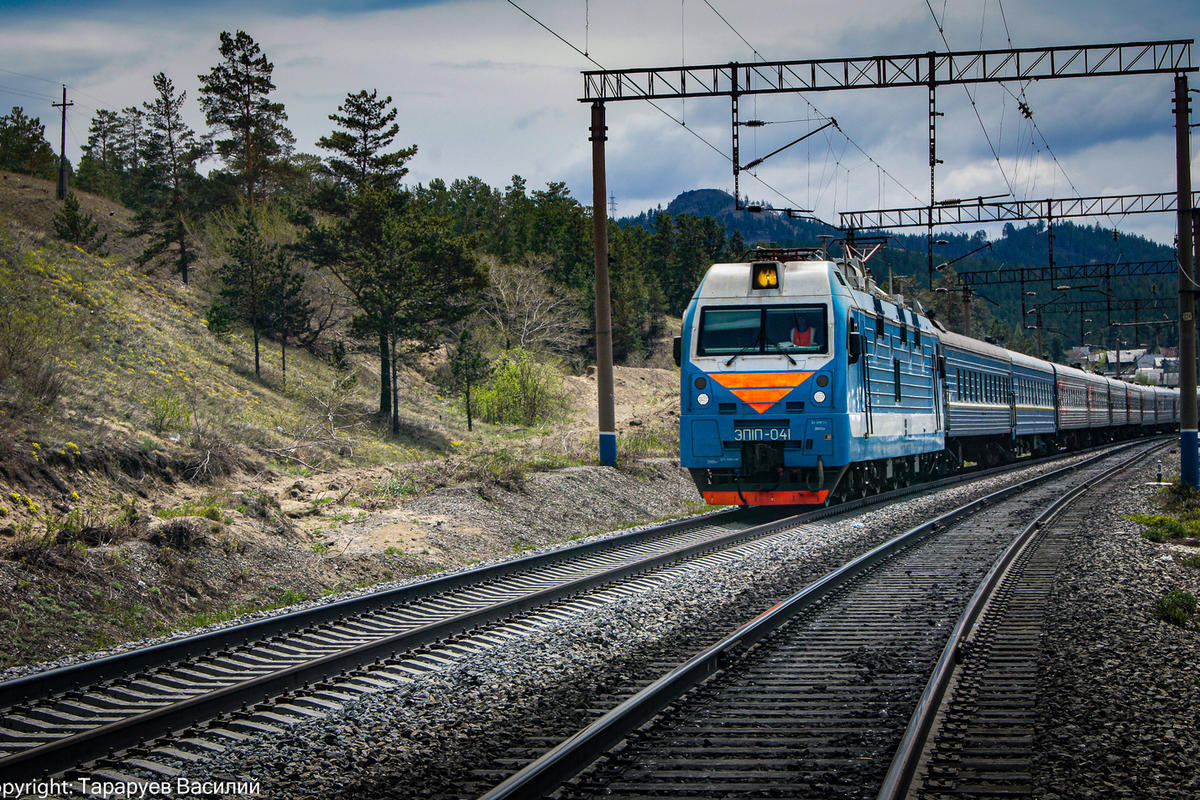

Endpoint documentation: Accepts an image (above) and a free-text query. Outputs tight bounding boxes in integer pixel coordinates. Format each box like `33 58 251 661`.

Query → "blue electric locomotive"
677 247 1178 506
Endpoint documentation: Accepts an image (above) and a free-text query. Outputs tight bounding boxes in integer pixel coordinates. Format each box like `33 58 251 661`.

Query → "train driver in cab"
790 313 816 348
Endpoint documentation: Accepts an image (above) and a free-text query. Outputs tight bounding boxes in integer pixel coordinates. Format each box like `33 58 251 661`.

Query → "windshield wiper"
724 341 760 367
763 340 798 366
724 335 798 367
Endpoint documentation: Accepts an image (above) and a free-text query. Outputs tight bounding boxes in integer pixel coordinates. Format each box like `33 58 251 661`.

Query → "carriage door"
934 344 946 432
1009 374 1017 429
860 313 874 436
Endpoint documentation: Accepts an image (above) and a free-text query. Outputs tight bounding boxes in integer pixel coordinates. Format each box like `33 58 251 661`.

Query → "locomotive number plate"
733 424 791 442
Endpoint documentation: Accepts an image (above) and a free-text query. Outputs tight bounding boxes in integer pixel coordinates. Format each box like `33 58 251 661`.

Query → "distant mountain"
621 188 839 246
620 188 1175 269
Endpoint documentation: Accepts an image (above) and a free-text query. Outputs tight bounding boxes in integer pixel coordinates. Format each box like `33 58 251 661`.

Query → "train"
675 246 1179 506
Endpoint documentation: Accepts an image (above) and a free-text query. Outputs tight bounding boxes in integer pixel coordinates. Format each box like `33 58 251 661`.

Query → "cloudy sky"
2 0 1197 243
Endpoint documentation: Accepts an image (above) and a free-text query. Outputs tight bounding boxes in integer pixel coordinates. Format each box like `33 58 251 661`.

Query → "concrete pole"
591 102 617 466
1174 74 1197 487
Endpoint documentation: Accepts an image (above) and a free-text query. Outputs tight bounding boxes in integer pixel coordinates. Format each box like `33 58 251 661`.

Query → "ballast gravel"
1033 455 1200 800
6 445 1189 800
156 451 1171 800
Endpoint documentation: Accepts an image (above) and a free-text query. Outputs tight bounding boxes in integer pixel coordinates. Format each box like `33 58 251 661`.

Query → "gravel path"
161 453 1127 800
1035 455 1200 799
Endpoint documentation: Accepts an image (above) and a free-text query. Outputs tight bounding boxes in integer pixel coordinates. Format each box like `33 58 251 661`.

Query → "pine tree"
133 72 205 283
317 89 415 192
198 30 294 208
115 106 147 170
0 107 56 178
311 190 484 434
212 211 308 378
75 109 123 199
450 329 490 431
372 206 483 435
268 262 311 387
303 90 419 419
53 192 107 253
501 175 534 260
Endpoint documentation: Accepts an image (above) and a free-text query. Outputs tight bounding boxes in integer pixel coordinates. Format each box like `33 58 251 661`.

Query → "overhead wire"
505 0 812 217
993 0 1119 232
700 0 927 220
700 0 766 62
0 84 57 105
925 0 1015 199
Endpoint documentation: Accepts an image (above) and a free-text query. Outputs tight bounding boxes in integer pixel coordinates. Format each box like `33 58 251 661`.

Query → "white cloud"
1 0 1196 244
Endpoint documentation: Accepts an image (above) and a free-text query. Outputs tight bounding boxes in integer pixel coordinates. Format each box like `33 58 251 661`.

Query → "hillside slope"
0 173 696 669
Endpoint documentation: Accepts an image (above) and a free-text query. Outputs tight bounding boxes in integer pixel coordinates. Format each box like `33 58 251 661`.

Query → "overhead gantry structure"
582 39 1196 482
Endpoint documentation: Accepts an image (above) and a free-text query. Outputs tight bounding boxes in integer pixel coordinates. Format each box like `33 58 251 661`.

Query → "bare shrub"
480 256 587 358
260 372 362 471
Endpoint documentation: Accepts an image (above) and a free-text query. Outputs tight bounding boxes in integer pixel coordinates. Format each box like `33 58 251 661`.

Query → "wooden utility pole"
52 84 73 200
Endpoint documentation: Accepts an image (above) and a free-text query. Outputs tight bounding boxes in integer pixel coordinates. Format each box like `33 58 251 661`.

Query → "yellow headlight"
752 263 779 289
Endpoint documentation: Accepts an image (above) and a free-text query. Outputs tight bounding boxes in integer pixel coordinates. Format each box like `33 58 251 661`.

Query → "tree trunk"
253 325 261 377
390 332 400 436
177 210 189 285
378 329 391 417
466 381 473 431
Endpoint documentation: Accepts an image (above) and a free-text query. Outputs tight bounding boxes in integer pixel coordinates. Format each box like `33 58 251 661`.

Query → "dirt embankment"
0 363 696 670
0 449 700 669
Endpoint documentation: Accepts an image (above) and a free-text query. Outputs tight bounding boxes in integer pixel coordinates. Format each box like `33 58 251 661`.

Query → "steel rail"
477 439 1155 800
0 436 1120 710
875 440 1168 800
0 508 753 709
0 511 803 781
0 438 1160 781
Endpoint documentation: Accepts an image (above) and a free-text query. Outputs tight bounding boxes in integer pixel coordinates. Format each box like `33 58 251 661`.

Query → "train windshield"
697 304 828 356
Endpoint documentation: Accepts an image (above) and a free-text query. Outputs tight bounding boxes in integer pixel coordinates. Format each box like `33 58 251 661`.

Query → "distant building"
1132 355 1178 387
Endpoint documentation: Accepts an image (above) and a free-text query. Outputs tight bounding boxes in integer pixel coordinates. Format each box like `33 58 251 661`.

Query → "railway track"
0 442 1155 787
0 505 778 781
480 439 1164 800
880 447 1150 799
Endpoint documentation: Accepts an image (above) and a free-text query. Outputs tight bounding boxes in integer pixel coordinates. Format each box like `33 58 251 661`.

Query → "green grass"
1127 481 1200 543
372 476 417 500
617 426 675 459
1155 590 1197 627
155 499 223 522
1127 513 1195 542
176 587 310 629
